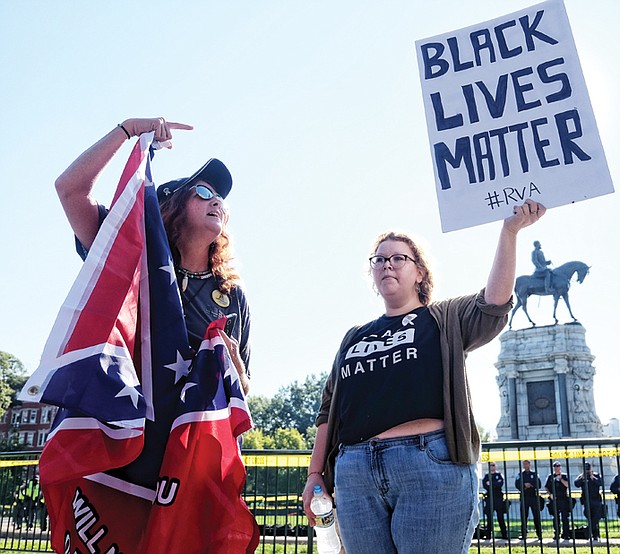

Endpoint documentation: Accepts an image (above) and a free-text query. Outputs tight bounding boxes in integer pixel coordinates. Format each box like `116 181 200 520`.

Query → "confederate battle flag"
19 133 259 553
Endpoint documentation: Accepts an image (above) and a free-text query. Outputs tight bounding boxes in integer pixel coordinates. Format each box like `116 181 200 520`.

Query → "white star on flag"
159 258 177 286
115 385 142 409
165 352 192 384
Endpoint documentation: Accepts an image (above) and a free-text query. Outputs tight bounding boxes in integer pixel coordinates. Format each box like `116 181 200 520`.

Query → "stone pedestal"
495 323 603 440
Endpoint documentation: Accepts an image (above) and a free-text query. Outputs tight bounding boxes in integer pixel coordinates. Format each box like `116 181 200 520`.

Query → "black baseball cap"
585 462 591 469
156 158 233 203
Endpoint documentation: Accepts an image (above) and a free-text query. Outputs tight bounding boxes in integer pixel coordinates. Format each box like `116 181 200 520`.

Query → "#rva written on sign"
419 9 590 191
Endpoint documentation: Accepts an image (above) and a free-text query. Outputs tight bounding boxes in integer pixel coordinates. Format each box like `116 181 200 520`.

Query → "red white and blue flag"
20 133 259 553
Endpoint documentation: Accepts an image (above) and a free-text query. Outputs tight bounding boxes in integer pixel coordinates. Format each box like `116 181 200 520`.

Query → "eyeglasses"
369 254 416 270
194 184 223 201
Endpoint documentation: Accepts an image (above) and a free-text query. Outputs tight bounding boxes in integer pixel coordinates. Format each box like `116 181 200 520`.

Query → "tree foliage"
243 427 307 450
243 373 496 450
242 428 274 449
0 434 22 452
0 351 27 419
477 422 492 443
246 372 327 449
272 427 306 450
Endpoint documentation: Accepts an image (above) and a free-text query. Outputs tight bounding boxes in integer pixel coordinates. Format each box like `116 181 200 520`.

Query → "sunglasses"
194 184 223 201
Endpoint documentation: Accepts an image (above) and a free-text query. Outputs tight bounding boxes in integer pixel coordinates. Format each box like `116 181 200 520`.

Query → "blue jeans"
334 430 478 554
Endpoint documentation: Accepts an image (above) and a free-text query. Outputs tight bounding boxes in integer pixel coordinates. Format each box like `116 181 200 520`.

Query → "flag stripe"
84 472 156 502
47 417 144 440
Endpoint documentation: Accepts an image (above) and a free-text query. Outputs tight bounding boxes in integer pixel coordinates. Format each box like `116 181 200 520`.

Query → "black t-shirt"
336 307 443 444
76 204 251 373
179 273 251 373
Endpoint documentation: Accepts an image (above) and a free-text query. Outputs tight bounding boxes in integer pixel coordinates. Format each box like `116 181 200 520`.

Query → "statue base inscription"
495 323 603 441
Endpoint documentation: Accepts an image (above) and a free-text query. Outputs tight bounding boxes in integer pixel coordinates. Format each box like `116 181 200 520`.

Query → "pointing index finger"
167 122 194 131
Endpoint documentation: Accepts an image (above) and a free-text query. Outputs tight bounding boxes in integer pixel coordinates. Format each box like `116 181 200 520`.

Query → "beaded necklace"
176 267 212 293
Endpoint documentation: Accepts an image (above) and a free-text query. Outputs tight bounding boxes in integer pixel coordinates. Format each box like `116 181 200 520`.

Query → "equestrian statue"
508 240 590 329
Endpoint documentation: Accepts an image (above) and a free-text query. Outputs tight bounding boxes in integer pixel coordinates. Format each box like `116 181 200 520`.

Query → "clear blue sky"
1 0 618 433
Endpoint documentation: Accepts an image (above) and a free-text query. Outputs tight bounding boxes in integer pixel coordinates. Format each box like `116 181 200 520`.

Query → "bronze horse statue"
508 261 590 329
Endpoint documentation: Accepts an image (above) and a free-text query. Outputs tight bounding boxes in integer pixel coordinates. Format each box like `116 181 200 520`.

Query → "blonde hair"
160 185 240 294
370 231 434 305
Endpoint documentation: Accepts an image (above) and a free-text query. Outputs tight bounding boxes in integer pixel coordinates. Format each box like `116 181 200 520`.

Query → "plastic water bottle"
310 485 341 554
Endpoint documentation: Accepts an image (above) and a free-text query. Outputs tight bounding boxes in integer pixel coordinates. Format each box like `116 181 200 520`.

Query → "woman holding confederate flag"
55 117 251 393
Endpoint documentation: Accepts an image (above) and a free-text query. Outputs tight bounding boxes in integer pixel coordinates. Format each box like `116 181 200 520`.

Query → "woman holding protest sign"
302 199 546 553
55 117 251 392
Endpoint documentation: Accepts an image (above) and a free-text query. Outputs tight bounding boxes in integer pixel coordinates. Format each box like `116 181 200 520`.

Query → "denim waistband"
341 428 445 451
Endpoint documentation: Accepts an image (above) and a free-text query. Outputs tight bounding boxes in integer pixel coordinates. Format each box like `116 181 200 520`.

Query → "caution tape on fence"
481 446 620 464
245 448 619 467
2 446 617 469
0 454 309 469
242 454 312 467
0 455 312 469
0 459 39 468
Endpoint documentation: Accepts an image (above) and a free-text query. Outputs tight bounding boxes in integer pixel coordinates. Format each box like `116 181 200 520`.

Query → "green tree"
272 428 306 449
249 373 326 440
0 433 21 452
305 424 317 446
242 428 275 449
247 395 277 435
0 351 27 419
477 423 492 443
243 427 307 450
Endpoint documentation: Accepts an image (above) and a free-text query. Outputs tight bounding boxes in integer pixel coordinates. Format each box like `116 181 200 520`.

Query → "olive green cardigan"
316 289 512 494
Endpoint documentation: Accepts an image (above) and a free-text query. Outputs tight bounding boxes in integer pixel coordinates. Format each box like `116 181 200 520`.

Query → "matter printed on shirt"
340 347 419 379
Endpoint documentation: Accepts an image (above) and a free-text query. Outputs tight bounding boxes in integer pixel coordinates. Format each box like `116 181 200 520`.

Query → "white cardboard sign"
415 0 614 232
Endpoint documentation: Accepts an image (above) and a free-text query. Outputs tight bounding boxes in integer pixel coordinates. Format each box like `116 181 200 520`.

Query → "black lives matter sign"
416 0 613 232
